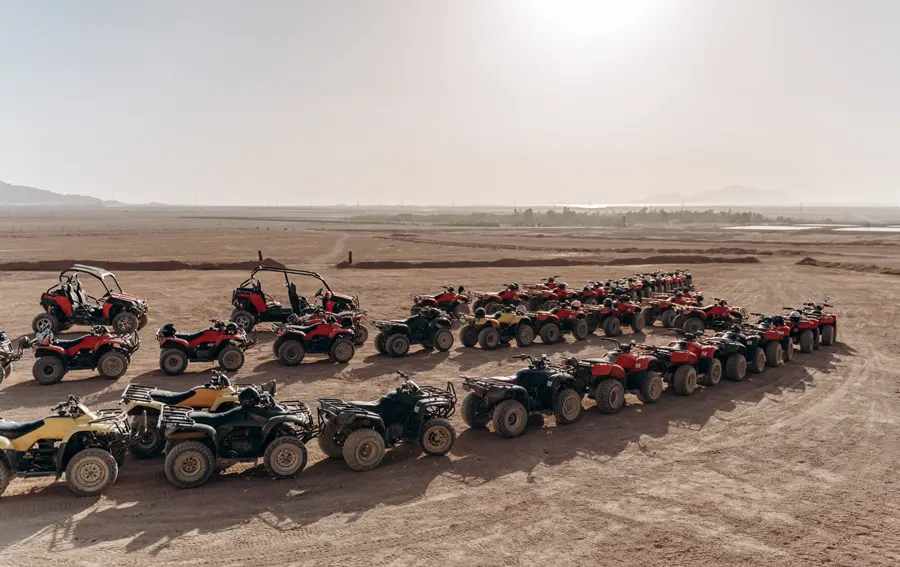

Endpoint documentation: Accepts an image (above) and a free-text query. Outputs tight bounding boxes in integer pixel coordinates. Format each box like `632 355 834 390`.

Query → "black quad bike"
461 354 586 438
374 308 455 357
0 331 24 385
316 371 457 472
161 385 317 489
702 326 768 381
33 265 149 335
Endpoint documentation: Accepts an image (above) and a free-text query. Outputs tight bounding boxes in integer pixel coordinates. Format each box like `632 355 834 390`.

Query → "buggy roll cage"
238 266 334 294
47 264 124 295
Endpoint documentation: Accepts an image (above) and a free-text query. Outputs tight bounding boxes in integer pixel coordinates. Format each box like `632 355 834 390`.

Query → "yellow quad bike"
0 395 143 497
120 370 276 459
458 306 537 350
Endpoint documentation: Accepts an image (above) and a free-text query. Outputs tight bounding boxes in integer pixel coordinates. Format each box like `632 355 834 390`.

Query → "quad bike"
290 308 370 347
635 343 705 396
32 265 149 335
161 385 316 488
565 339 662 414
579 282 604 305
317 371 457 471
471 283 530 314
701 325 769 380
120 370 276 459
781 309 820 354
0 396 144 497
26 326 140 385
745 314 795 365
461 354 585 438
156 320 257 376
230 266 360 331
676 298 748 334
664 332 724 387
641 292 702 328
584 299 645 336
459 306 541 349
374 307 454 357
802 300 837 346
0 331 24 385
271 315 357 365
545 302 590 341
410 286 470 318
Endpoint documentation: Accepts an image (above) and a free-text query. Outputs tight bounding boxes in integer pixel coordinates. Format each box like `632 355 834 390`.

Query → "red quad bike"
566 338 664 413
781 309 820 354
584 298 645 337
25 326 140 385
410 285 470 318
641 292 702 329
472 283 530 315
579 282 604 305
156 320 257 376
546 301 590 341
290 307 370 347
634 343 703 396
272 315 357 366
676 298 748 335
665 331 725 387
230 266 360 331
526 310 565 344
32 265 149 335
803 300 837 346
742 315 795 365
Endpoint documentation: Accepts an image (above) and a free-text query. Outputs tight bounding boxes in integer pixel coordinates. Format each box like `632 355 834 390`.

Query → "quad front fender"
0 436 12 450
261 415 314 443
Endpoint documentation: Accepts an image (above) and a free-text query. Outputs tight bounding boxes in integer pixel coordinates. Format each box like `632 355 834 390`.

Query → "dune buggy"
32 265 149 335
25 326 140 385
0 331 24 385
0 396 144 497
156 319 256 376
374 307 454 357
161 385 316 488
461 354 585 438
317 371 457 471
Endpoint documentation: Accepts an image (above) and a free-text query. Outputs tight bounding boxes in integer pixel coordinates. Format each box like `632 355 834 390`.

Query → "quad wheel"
277 339 306 366
821 325 835 346
765 342 783 368
138 314 149 330
660 309 678 329
724 354 747 381
217 345 245 372
353 324 369 346
783 340 794 362
643 309 657 327
432 328 454 352
478 327 501 350
672 365 698 396
317 422 345 459
515 324 535 347
749 347 767 374
571 319 589 341
112 312 139 335
66 448 119 497
554 388 583 425
33 356 65 385
0 459 10 497
131 412 165 459
638 373 664 404
374 332 387 354
483 302 501 315
631 311 645 334
492 399 528 438
0 363 7 386
602 316 621 337
461 393 491 429
342 428 386 472
329 338 355 363
453 303 471 317
32 312 59 334
165 441 215 489
460 325 479 348
672 314 686 330
385 333 410 357
263 436 308 479
682 317 705 335
230 309 256 331
798 330 815 353
419 418 456 456
595 380 626 414
160 348 189 375
97 351 129 379
586 315 599 335
539 323 561 344
700 358 723 387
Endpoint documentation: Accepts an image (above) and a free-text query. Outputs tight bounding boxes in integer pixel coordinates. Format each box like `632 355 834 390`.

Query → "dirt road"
0 220 897 566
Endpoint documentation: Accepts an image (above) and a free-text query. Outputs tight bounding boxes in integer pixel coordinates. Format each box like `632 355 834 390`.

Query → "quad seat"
346 399 384 411
52 335 91 349
149 389 200 406
190 407 243 426
174 330 210 343
0 418 46 439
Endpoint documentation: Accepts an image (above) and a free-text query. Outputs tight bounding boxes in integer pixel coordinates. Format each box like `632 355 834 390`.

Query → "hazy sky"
1 1 899 206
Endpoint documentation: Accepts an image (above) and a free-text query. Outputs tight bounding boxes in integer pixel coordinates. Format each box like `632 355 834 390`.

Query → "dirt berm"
336 255 759 270
796 256 900 276
0 258 286 271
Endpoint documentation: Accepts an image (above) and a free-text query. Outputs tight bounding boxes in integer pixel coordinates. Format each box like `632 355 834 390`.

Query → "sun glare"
523 0 658 44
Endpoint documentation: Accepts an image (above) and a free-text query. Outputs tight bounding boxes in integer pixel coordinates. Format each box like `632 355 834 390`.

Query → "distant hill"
642 185 787 206
0 180 104 206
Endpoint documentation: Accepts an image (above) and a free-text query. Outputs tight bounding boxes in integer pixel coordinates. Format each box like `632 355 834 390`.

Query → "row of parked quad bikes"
0 265 839 498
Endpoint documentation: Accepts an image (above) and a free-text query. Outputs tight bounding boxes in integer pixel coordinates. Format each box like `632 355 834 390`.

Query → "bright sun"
522 0 658 43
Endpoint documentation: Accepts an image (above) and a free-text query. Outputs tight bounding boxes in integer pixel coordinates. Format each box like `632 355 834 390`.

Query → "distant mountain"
0 180 104 206
642 185 787 206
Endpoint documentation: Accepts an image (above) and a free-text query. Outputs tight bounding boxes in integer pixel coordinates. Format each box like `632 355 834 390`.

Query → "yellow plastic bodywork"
123 385 238 415
470 312 528 327
3 406 119 452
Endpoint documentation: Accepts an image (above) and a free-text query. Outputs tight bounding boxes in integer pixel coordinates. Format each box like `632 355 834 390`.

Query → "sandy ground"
0 214 898 566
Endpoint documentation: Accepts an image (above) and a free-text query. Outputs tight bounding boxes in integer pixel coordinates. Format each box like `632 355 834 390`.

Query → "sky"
1 0 899 206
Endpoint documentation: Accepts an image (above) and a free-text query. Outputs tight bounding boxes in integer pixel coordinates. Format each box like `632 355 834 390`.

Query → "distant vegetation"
350 207 795 228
